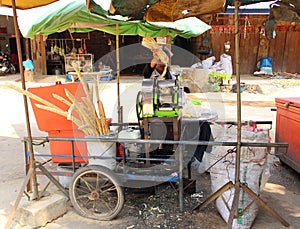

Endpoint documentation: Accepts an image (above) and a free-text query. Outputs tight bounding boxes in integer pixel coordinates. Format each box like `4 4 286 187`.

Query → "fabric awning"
17 0 211 39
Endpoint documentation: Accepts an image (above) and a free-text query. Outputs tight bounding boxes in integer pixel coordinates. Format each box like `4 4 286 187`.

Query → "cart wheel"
136 90 144 137
136 90 143 121
69 165 124 221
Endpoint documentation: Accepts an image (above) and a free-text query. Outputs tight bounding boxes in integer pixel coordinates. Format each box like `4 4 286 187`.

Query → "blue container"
232 82 245 93
260 57 272 68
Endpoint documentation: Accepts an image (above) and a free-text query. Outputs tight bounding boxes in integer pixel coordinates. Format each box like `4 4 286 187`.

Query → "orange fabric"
0 0 57 9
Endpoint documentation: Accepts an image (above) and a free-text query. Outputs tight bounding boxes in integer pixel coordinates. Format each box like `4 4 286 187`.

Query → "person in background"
143 47 176 80
143 44 212 174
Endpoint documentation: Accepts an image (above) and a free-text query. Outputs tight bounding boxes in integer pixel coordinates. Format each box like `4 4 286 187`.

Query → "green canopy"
18 0 210 39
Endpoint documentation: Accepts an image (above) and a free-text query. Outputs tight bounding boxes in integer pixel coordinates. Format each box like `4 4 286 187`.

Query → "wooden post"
31 34 47 76
227 1 242 227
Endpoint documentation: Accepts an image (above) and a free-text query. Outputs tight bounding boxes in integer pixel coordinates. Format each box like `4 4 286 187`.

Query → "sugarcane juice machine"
138 78 183 118
135 78 183 152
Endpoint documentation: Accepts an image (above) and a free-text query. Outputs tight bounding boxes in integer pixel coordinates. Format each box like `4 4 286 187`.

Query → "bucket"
259 56 272 68
57 164 73 188
86 134 116 170
232 82 245 93
55 68 62 75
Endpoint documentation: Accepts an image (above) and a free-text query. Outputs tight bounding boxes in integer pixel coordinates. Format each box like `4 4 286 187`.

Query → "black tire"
136 90 144 137
10 64 16 74
136 90 143 122
69 165 124 221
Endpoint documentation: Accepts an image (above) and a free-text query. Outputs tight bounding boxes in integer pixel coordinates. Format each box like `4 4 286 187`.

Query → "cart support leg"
5 168 34 229
192 181 234 211
35 162 69 198
179 145 183 212
241 183 289 227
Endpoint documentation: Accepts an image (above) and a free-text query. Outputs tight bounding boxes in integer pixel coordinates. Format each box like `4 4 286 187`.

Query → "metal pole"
178 145 183 212
11 0 39 198
116 23 121 123
227 0 242 227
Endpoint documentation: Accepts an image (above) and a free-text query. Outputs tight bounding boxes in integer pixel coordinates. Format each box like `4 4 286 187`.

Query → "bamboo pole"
227 1 242 227
116 23 121 123
10 0 40 198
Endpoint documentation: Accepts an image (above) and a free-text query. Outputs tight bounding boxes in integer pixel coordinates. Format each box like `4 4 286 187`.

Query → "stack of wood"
1 63 109 136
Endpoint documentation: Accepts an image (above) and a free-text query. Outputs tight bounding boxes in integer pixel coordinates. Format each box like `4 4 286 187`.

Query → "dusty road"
0 74 299 228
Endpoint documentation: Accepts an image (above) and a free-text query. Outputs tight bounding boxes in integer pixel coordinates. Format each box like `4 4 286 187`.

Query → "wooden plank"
284 31 300 73
240 30 260 74
282 30 292 72
268 31 286 72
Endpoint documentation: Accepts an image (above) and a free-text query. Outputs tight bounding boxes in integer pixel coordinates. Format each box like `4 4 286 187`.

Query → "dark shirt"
143 63 173 80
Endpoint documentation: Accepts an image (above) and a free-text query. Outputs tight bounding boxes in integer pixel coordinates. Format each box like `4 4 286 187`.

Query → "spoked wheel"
69 165 124 221
136 90 143 122
136 90 144 137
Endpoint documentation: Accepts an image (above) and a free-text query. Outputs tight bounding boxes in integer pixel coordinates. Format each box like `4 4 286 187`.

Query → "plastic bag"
210 127 270 229
202 56 216 69
220 53 232 76
22 59 34 71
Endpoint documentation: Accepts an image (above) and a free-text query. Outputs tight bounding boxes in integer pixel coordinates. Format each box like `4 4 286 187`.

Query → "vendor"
143 47 176 80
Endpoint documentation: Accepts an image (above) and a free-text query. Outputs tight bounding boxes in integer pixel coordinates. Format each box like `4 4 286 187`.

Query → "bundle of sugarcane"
0 65 109 136
142 37 169 78
71 62 109 136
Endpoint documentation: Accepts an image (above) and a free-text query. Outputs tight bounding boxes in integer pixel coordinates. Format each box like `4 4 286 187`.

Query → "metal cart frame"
21 120 288 221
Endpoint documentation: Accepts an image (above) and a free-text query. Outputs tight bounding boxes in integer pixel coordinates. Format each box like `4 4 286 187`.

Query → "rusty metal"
24 136 289 148
35 162 69 198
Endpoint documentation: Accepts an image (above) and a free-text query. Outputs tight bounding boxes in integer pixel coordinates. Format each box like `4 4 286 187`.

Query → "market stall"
1 0 294 228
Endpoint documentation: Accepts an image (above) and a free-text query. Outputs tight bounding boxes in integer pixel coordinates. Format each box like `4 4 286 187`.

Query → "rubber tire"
136 90 144 137
10 65 16 74
69 165 124 221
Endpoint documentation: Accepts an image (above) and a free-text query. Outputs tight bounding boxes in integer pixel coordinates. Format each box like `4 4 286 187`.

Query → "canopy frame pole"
116 23 122 124
11 0 39 199
226 0 242 227
193 1 289 227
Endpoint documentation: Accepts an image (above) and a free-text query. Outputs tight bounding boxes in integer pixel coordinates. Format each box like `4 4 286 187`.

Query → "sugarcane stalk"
98 100 109 134
70 63 108 135
71 63 93 103
34 104 85 131
94 74 108 135
142 37 169 78
1 83 61 110
78 125 99 134
64 89 97 135
53 93 90 132
82 97 103 135
52 93 72 106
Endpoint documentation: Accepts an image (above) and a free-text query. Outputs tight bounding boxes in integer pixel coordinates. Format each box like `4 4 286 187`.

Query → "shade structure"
88 0 276 22
0 0 57 9
17 0 210 39
4 0 292 228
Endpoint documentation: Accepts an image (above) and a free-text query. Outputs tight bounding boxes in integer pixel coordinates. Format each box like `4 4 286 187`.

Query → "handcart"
23 78 219 221
22 78 288 224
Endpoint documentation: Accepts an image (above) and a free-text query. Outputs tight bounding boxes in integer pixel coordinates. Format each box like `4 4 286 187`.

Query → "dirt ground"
0 74 299 228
